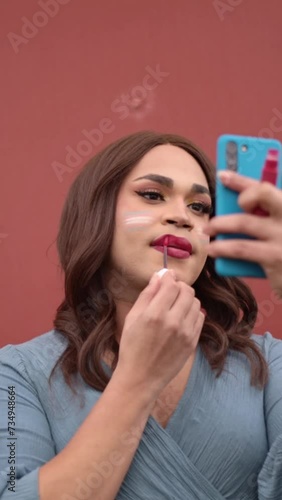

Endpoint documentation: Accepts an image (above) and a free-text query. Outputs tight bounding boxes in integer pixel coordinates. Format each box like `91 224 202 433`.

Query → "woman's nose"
162 206 194 229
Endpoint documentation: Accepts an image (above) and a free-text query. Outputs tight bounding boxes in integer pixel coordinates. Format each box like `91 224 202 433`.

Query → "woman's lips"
152 245 191 259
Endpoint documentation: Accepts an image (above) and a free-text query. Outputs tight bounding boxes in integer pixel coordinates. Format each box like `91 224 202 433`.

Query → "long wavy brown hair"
50 130 268 394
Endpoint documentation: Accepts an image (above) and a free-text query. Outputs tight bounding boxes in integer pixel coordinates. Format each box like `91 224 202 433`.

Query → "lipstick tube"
252 149 279 216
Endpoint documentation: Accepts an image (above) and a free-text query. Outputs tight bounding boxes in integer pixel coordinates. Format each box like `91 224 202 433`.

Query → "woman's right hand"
115 269 205 396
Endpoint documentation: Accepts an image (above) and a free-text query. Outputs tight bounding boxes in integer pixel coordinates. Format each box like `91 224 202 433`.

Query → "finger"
216 170 261 193
186 311 205 350
203 213 274 239
139 271 162 301
207 239 281 267
184 296 201 321
149 274 181 312
138 269 176 307
238 182 282 217
195 310 205 334
169 282 196 321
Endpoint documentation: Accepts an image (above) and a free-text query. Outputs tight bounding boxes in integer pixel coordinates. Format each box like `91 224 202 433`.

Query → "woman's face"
105 144 212 301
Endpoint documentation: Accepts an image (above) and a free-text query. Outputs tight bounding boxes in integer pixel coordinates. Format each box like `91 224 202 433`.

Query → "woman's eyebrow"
133 174 211 198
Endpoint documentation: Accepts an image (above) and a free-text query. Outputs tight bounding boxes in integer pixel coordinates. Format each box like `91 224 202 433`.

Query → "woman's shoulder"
0 329 67 379
250 331 282 365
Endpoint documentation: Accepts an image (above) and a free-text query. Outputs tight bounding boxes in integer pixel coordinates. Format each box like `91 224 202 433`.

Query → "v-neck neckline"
101 344 200 433
148 344 200 432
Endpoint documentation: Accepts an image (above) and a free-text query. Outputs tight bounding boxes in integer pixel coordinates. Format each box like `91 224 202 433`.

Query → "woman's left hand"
203 170 282 297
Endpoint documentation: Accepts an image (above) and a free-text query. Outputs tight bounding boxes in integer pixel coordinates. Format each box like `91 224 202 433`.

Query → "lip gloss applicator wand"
156 236 169 278
163 236 168 268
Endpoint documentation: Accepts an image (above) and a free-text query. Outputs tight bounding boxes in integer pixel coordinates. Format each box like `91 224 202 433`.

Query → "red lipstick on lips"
151 234 193 260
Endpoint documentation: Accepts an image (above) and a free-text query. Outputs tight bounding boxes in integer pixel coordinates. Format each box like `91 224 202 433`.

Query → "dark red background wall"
1 0 282 346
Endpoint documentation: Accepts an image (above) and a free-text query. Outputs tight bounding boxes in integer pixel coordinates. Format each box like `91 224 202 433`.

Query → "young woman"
1 130 282 500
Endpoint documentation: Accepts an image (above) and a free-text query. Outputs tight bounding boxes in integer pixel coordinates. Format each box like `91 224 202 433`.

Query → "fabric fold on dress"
117 416 226 500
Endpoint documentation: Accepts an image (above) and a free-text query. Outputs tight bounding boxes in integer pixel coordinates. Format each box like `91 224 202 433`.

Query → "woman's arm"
0 345 158 500
39 368 157 500
2 262 203 499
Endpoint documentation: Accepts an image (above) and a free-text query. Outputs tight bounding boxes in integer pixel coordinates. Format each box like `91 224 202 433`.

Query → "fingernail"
217 171 232 184
156 268 169 278
157 268 176 279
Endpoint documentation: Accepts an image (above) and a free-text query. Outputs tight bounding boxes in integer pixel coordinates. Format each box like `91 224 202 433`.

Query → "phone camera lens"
227 141 237 154
226 141 238 172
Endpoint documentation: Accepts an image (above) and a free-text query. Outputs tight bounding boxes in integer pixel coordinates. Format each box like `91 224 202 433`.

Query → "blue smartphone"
215 134 282 278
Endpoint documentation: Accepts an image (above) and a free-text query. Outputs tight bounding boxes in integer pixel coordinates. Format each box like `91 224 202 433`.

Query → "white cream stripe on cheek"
123 211 155 232
195 226 210 246
125 217 153 224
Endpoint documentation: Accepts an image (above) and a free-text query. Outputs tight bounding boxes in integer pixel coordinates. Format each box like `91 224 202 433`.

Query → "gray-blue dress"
0 329 282 499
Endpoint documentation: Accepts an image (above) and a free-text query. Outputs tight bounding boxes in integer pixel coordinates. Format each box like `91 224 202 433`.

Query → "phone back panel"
215 135 282 278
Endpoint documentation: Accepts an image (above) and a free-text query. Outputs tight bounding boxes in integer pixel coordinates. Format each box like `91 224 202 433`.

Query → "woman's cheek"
122 210 155 233
195 226 210 247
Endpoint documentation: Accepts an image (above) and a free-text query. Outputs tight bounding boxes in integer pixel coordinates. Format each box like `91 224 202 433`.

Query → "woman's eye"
136 190 163 201
136 191 212 215
188 202 212 214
